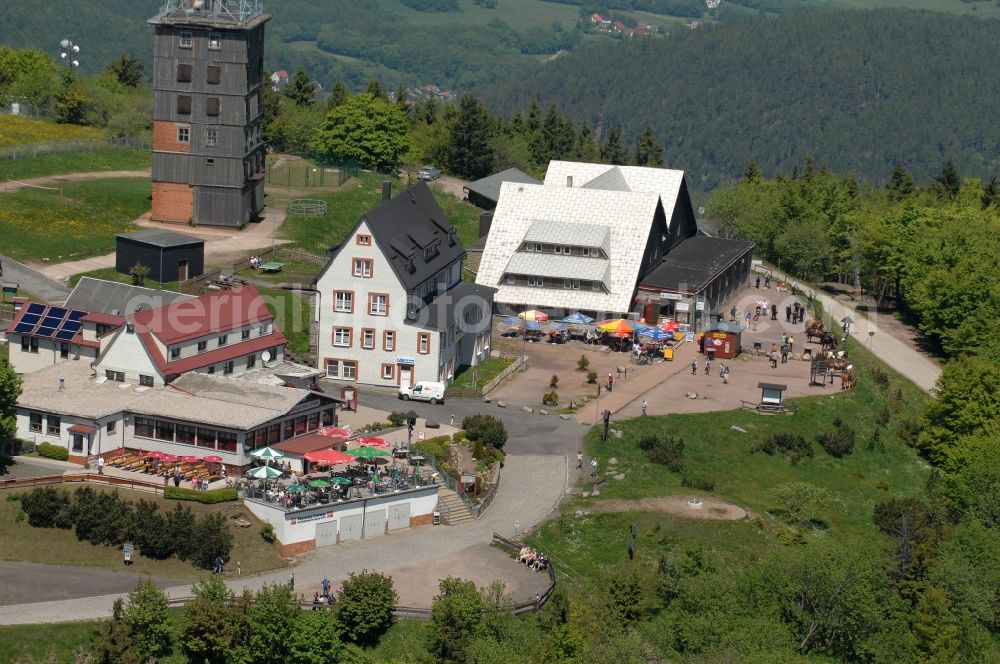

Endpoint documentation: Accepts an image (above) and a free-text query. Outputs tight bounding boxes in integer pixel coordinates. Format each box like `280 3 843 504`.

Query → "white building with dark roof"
314 181 495 388
476 161 698 318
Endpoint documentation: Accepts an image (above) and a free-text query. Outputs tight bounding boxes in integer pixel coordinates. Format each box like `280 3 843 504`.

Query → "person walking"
590 458 598 478
746 311 753 327
755 274 761 289
691 358 698 375
770 350 779 369
576 450 583 469
641 400 648 416
785 305 792 322
704 357 711 375
730 305 737 321
764 275 770 289
607 373 614 393
322 577 331 599
721 364 730 384
289 572 295 590
97 455 105 475
781 344 789 364
771 304 778 320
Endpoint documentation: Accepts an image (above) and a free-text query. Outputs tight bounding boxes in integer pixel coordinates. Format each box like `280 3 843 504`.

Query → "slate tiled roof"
117 229 204 248
463 168 541 207
65 277 193 316
476 182 662 313
329 181 466 292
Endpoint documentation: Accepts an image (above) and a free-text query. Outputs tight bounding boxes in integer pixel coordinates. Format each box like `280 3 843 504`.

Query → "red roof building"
93 284 287 386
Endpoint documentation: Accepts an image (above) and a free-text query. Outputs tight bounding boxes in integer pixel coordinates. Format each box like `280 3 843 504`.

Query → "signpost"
123 542 134 566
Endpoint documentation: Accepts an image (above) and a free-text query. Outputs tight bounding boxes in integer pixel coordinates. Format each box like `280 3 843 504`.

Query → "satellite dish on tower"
261 351 271 365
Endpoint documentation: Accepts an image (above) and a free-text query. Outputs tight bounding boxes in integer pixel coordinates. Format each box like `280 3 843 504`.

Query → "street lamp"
405 410 417 455
59 39 81 69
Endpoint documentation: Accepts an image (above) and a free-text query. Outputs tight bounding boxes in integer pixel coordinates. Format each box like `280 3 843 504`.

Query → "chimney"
59 377 65 391
479 211 494 239
381 180 391 202
566 175 573 188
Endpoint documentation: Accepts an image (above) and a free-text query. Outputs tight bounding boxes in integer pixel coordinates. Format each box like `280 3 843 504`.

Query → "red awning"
68 424 94 434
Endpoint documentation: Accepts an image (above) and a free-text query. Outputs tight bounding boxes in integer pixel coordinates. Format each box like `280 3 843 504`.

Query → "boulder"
730 425 747 433
482 397 491 403
538 409 549 415
559 414 571 420
613 473 626 480
497 401 507 408
614 431 623 439
425 420 440 429
521 406 534 413
608 457 619 465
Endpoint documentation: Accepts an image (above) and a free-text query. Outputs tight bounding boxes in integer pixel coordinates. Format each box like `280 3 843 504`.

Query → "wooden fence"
481 354 526 396
0 472 166 494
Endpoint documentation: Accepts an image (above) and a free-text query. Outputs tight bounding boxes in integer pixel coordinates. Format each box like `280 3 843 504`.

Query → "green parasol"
286 484 307 493
250 446 285 460
247 465 282 480
308 479 331 489
350 446 391 460
329 476 352 485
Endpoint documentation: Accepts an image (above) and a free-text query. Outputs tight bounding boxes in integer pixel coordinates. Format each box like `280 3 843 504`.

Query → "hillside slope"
481 9 1000 189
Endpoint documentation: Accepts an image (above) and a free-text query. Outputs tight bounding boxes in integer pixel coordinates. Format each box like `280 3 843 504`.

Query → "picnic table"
259 261 286 273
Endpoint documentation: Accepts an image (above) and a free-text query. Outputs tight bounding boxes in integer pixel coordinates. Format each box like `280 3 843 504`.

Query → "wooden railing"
0 472 166 494
492 532 557 613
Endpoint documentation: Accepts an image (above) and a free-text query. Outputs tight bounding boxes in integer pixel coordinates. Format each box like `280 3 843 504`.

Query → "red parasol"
661 321 680 332
160 454 178 463
318 426 353 438
179 455 198 462
357 436 389 448
202 455 223 463
303 449 355 465
143 450 164 459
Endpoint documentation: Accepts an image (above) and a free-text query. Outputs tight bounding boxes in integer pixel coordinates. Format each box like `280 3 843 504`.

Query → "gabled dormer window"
424 243 439 260
448 229 456 246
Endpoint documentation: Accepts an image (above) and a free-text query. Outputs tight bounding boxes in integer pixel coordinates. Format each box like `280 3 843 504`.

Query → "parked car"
417 166 442 181
399 380 446 404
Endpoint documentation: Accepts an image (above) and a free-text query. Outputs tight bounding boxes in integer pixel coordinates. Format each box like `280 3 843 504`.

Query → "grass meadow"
0 149 151 182
0 178 150 262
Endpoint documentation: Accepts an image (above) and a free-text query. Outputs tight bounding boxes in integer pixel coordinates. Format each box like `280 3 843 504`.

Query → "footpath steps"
436 487 474 525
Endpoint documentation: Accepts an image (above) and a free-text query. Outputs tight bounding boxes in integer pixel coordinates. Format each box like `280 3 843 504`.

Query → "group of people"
517 546 549 572
248 255 266 269
785 302 806 324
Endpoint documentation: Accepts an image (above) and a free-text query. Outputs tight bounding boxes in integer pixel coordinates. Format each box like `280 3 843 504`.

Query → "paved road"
0 562 179 605
767 268 942 392
360 388 588 457
0 453 567 625
0 254 71 302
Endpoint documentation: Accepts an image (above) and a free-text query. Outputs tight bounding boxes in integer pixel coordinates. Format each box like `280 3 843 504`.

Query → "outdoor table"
259 261 285 273
410 455 425 464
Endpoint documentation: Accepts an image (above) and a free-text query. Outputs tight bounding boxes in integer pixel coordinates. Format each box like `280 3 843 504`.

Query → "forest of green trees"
484 10 1000 190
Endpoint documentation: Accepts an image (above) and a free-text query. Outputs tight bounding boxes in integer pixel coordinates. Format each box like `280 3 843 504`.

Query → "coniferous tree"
981 175 998 209
366 78 385 100
532 104 575 167
526 100 541 133
743 160 762 183
574 123 598 162
634 126 663 167
106 53 144 88
934 160 960 198
395 83 408 111
887 163 915 200
284 68 316 107
600 125 629 165
446 94 495 180
326 80 349 110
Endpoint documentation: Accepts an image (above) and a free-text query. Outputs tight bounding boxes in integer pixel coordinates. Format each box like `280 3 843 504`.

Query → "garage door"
339 514 363 542
387 503 410 531
363 508 386 539
315 519 338 548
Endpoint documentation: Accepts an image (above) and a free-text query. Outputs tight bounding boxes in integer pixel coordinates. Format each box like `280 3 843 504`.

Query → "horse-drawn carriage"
805 320 837 349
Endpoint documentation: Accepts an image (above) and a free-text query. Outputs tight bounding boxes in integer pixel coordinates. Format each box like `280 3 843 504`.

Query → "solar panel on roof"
25 303 45 315
36 326 59 338
68 310 86 321
13 322 36 334
55 328 78 341
18 313 41 326
40 316 63 329
46 307 68 319
61 320 82 334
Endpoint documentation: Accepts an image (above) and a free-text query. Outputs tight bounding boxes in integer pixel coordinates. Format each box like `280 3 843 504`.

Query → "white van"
398 381 446 404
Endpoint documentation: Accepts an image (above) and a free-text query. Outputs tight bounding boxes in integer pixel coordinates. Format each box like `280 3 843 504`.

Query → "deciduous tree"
333 570 397 646
313 93 410 173
427 576 483 662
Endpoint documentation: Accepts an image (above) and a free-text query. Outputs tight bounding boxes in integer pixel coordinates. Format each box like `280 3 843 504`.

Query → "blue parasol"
501 316 520 326
524 320 542 331
639 327 671 341
546 322 566 331
561 311 595 325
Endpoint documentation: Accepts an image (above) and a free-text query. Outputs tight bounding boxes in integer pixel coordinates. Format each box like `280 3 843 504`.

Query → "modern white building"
475 161 699 318
314 182 495 388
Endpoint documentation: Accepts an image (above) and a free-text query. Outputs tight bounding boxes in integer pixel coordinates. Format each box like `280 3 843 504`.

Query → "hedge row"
164 486 238 504
38 442 69 461
17 486 232 570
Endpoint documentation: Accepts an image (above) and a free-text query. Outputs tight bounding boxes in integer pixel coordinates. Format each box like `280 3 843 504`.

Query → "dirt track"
587 495 749 521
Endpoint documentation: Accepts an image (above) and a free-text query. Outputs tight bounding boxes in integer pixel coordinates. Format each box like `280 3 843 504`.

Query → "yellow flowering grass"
0 178 150 262
0 115 103 148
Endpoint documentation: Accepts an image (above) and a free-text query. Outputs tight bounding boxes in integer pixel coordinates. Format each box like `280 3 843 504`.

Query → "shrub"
415 434 451 461
20 486 73 528
542 390 559 406
817 421 855 457
638 434 660 452
388 411 406 427
648 437 685 472
550 374 559 388
164 487 238 504
189 513 234 570
130 499 174 560
681 470 715 491
334 570 397 646
870 366 890 390
577 354 590 371
471 439 486 461
587 371 598 384
461 415 508 450
752 433 813 465
260 522 276 543
37 442 68 461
